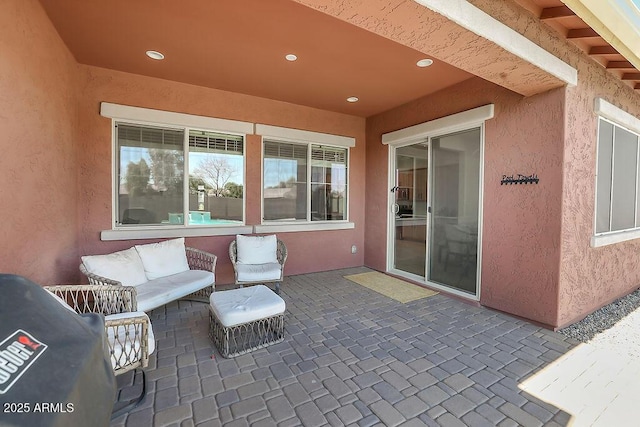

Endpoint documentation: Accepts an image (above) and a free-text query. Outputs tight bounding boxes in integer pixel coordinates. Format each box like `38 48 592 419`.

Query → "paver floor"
111 267 582 426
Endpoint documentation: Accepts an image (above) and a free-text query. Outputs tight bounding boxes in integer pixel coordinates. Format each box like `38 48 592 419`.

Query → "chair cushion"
236 263 282 282
209 285 285 327
236 234 278 265
135 238 190 280
105 312 155 370
81 247 148 287
135 269 215 312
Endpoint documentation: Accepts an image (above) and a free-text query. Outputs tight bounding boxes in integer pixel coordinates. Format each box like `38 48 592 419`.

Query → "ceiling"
38 0 473 118
39 0 640 119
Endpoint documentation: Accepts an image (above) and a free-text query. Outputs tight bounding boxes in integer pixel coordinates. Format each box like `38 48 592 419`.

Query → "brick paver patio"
110 267 578 426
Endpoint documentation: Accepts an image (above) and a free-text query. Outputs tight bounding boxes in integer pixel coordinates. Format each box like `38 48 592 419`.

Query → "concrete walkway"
521 306 640 426
109 267 618 426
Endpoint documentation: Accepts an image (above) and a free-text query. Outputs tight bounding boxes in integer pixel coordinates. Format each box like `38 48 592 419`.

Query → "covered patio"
111 268 577 426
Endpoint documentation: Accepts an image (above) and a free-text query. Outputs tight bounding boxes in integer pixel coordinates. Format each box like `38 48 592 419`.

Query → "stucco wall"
467 0 640 327
365 77 565 327
558 51 640 327
0 0 80 284
75 66 366 284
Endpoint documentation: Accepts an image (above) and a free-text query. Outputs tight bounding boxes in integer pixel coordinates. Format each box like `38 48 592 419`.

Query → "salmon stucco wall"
0 0 80 284
75 65 366 284
468 0 640 327
366 77 565 327
558 49 640 327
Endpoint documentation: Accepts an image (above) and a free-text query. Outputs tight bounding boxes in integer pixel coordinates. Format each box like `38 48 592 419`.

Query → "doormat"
344 272 438 303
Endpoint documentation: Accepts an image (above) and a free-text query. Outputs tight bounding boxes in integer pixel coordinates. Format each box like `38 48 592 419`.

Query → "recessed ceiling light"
146 50 165 60
347 97 359 103
285 54 298 61
416 58 433 67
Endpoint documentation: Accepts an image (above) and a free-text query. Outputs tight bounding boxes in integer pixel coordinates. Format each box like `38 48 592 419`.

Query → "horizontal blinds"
311 146 347 164
264 141 307 160
189 130 243 154
117 124 184 148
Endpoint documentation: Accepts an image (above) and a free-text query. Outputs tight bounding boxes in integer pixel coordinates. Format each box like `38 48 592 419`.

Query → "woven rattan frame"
79 246 217 309
209 308 285 358
228 238 287 294
44 285 149 375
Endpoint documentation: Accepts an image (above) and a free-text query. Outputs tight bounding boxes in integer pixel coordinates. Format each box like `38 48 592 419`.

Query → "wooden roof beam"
540 6 575 20
622 73 640 80
567 28 600 39
589 46 619 55
606 61 636 70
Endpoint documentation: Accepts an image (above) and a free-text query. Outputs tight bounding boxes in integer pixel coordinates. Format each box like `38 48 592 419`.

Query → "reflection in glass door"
428 128 481 294
393 144 428 277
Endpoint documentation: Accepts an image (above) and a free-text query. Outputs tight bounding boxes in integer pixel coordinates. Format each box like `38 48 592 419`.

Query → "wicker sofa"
80 238 217 312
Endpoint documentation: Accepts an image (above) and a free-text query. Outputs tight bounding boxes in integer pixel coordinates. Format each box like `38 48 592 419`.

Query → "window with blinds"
596 118 640 234
189 130 243 155
115 122 245 227
263 140 347 222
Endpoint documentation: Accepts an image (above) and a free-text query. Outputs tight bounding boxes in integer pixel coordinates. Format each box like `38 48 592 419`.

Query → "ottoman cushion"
210 285 285 327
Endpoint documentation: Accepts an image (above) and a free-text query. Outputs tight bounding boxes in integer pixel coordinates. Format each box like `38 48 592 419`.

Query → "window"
116 123 244 227
263 141 347 222
595 118 640 234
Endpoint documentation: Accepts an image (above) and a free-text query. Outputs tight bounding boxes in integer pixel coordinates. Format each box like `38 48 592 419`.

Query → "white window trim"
259 126 354 231
101 102 254 134
382 104 495 145
101 102 252 240
256 124 355 147
101 225 253 241
592 98 640 247
595 98 640 135
254 222 355 234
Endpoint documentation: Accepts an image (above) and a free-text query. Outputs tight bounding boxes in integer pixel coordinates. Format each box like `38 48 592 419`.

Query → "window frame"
261 139 349 224
592 98 640 247
100 102 253 240
255 124 356 233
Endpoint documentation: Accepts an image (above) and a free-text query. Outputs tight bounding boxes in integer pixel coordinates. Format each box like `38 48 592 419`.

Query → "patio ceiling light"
145 50 165 60
285 53 298 61
416 58 433 67
346 97 359 103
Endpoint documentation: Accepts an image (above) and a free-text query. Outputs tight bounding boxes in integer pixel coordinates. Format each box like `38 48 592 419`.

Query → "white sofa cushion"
236 234 278 264
135 237 190 280
209 285 285 327
236 262 282 282
105 311 155 370
135 269 214 312
81 247 147 287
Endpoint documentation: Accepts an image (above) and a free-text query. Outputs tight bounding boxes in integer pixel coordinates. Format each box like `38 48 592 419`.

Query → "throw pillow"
135 237 190 280
236 234 278 265
81 247 148 286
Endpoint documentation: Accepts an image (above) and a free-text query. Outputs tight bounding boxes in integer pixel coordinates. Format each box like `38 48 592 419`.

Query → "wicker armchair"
229 238 287 294
44 284 153 418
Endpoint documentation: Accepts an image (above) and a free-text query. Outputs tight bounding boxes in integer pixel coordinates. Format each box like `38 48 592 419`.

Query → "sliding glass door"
427 128 481 294
392 144 428 277
390 127 482 296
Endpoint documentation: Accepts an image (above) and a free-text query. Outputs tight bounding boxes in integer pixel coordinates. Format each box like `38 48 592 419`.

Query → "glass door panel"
393 144 428 277
428 128 481 294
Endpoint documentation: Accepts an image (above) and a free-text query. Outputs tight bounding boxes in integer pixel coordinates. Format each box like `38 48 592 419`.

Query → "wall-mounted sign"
501 173 539 185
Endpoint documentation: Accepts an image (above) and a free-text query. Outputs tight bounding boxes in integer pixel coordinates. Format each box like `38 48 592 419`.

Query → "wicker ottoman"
209 285 285 358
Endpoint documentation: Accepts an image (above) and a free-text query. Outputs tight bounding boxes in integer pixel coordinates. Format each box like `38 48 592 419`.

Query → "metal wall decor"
501 173 539 185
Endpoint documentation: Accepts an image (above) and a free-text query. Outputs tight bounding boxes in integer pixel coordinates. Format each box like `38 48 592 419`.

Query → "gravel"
557 288 640 343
